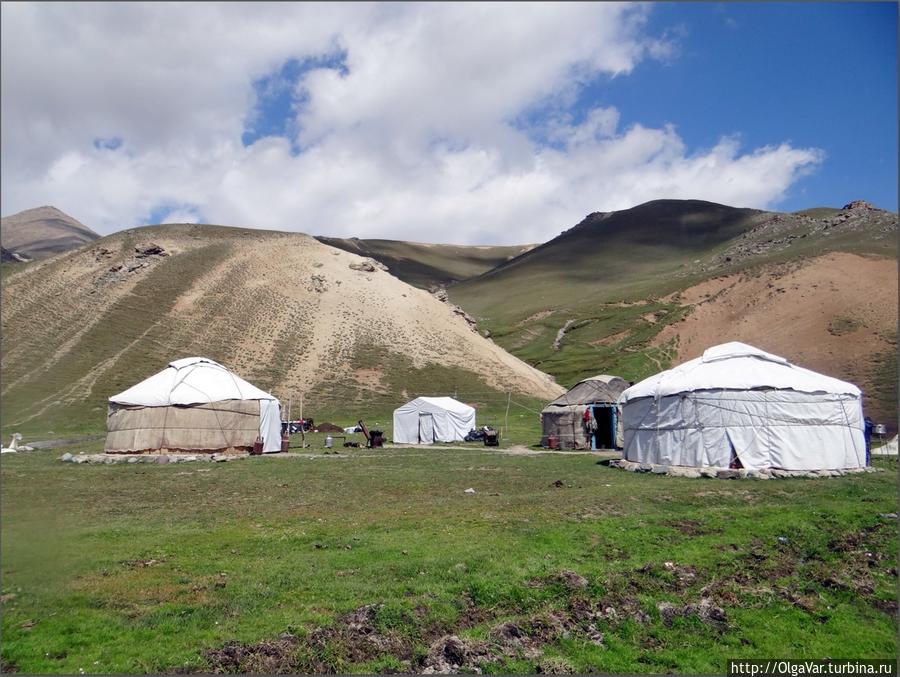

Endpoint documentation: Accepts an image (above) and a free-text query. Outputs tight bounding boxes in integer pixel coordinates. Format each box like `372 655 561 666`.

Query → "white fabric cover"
393 396 476 444
873 436 898 456
110 357 283 452
620 342 865 470
621 342 860 402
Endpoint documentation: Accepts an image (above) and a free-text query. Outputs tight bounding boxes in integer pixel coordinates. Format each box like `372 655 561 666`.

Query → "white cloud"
1 2 822 244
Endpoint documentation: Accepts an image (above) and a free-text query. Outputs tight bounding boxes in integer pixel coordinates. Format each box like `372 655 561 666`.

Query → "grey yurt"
541 375 629 449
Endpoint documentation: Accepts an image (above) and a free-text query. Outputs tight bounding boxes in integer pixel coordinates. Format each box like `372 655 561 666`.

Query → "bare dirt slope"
0 224 562 437
0 206 99 259
654 252 897 424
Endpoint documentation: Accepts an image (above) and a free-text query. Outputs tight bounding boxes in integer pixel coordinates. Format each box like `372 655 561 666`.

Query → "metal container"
281 434 290 453
325 435 333 448
874 424 887 435
547 435 559 450
252 438 263 455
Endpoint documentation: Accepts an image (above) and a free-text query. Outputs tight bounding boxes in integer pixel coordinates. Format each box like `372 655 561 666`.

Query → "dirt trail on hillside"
655 252 897 417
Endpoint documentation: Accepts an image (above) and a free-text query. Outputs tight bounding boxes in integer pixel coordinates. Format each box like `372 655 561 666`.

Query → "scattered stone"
716 469 741 479
450 305 478 331
155 456 170 465
585 624 605 646
464 488 476 494
638 463 653 473
667 466 701 479
349 258 387 273
429 286 449 302
842 200 875 211
127 457 138 464
879 513 898 520
134 243 167 258
60 453 73 462
651 464 668 474
308 274 328 293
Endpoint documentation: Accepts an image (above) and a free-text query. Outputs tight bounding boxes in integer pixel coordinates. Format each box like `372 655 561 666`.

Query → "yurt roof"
110 357 278 407
620 342 860 403
545 375 630 408
404 396 475 415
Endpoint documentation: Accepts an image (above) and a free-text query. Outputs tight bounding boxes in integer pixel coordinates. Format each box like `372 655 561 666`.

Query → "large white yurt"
105 357 282 454
619 342 866 471
393 396 475 444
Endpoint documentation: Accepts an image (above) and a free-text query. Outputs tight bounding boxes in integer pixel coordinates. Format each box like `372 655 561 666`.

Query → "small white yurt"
393 396 476 444
619 342 866 471
106 357 282 454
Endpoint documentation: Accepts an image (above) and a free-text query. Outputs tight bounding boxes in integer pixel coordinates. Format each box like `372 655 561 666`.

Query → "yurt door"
593 406 616 449
418 414 435 444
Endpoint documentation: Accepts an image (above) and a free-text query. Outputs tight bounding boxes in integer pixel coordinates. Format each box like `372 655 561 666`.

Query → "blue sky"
597 2 898 211
1 2 896 243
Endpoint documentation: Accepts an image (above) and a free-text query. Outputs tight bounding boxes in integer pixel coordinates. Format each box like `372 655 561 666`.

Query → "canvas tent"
393 396 475 444
872 436 898 457
105 357 282 454
541 375 629 449
619 342 866 471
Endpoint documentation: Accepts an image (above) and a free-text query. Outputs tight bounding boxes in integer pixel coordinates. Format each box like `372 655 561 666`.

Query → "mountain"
314 236 534 289
450 199 898 428
0 206 99 259
0 224 562 438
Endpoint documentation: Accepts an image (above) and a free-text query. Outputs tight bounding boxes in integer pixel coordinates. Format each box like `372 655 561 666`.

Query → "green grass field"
1 441 896 674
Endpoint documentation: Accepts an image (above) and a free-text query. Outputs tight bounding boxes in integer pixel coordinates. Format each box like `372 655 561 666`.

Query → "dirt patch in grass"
192 521 897 673
203 634 301 674
663 518 721 536
421 634 494 674
203 604 415 674
657 599 729 631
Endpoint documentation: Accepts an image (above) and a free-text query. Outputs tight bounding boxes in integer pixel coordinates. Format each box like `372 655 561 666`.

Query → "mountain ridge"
0 205 99 260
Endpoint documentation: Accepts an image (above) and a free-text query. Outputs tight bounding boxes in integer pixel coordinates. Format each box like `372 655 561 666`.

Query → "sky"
1 2 896 244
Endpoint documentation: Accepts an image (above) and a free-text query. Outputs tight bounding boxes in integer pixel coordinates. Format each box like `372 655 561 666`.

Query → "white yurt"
106 357 282 454
619 342 866 471
393 396 476 444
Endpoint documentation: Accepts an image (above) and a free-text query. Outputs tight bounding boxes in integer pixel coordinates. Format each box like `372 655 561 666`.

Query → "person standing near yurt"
864 416 874 465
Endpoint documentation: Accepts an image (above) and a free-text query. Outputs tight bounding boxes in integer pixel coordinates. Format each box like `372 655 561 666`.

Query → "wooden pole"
504 392 511 440
300 393 306 447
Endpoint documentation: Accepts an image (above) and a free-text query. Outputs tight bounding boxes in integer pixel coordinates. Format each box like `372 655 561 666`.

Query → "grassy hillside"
0 224 560 441
450 199 898 426
315 236 534 289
